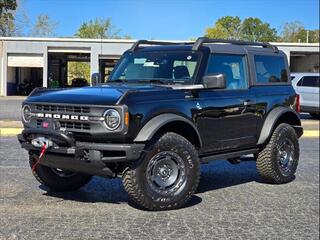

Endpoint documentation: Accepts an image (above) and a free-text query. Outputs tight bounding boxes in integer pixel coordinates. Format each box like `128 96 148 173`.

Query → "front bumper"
18 128 145 177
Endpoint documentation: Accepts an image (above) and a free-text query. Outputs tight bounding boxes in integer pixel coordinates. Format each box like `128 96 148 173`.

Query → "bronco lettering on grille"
36 113 89 121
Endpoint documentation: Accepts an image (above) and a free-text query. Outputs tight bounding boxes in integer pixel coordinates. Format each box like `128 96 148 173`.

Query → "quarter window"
254 55 288 83
206 54 248 89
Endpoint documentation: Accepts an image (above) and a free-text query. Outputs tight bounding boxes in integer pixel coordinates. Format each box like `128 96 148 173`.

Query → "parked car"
71 78 89 87
18 38 303 211
291 72 320 119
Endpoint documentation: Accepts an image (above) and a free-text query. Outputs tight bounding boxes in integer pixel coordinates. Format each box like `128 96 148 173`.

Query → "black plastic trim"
200 148 259 163
257 107 302 145
134 113 202 147
192 37 279 53
129 40 193 52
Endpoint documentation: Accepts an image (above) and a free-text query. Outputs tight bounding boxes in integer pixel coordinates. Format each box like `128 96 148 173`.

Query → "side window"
254 55 288 83
206 54 248 90
299 76 320 87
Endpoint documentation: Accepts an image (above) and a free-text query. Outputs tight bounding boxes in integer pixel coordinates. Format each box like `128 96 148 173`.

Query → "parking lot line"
0 128 22 136
303 130 319 138
301 121 319 126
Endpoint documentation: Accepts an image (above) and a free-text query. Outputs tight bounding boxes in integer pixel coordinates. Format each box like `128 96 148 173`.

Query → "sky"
22 0 320 40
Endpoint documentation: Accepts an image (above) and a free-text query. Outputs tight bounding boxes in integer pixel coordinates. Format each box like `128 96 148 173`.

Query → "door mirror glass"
203 74 226 89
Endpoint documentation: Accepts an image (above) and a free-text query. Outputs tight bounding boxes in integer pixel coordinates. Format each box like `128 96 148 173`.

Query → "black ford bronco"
18 38 303 210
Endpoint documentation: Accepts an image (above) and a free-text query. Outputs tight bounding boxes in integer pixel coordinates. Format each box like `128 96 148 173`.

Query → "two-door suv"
18 38 303 210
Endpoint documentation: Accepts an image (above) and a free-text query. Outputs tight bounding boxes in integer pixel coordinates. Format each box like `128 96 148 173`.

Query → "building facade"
0 37 319 96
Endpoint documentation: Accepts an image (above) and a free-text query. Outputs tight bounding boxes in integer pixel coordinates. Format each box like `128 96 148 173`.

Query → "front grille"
35 104 90 114
36 119 91 130
60 121 91 130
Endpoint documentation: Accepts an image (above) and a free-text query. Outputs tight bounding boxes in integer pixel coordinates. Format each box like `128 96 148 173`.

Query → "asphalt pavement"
0 136 319 240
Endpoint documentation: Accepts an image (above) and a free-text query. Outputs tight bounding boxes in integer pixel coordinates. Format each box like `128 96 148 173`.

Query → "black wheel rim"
277 138 295 175
146 151 186 195
50 168 76 178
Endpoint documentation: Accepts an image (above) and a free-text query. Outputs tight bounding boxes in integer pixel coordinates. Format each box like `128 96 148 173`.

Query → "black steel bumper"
18 128 145 177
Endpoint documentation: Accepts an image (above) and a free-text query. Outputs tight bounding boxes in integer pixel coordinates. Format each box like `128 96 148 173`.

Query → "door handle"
243 100 255 106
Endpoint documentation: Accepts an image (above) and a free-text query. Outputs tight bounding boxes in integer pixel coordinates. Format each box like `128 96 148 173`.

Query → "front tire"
256 123 300 184
122 132 200 211
29 154 93 192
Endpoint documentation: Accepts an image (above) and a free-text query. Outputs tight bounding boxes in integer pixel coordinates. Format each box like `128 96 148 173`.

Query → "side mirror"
203 74 226 89
91 73 101 86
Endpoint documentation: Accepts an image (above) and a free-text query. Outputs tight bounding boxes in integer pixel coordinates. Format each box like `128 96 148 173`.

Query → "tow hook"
30 137 53 172
31 137 53 149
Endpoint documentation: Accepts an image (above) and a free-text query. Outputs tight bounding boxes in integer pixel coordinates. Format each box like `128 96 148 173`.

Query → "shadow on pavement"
197 158 262 193
41 157 262 210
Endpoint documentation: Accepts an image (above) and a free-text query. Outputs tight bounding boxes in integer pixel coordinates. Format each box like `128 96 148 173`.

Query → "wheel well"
274 111 301 130
155 121 201 148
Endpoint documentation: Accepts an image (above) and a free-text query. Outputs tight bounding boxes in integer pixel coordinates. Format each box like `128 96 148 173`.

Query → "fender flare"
134 113 202 147
257 107 301 145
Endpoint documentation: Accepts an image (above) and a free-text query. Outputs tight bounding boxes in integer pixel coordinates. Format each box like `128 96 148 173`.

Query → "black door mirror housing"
203 74 226 89
91 73 101 86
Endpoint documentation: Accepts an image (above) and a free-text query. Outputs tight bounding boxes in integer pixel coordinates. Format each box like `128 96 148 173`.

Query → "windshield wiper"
137 79 169 84
109 79 127 83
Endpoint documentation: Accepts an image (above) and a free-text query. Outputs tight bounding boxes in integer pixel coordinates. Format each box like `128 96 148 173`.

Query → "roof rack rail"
192 37 279 53
129 40 193 52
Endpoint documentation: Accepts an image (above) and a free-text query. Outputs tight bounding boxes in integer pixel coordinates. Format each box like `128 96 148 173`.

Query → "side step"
200 148 259 163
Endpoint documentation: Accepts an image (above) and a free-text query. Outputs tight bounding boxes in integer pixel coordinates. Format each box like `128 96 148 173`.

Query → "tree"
205 16 241 40
205 16 278 42
0 0 17 36
75 18 130 39
241 17 278 42
280 21 319 43
68 62 90 84
280 21 305 42
30 14 58 37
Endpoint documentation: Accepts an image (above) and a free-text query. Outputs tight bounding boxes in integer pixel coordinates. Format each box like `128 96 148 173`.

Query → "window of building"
206 54 248 90
254 55 288 83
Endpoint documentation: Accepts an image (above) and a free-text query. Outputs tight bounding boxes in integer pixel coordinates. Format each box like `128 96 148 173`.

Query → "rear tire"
122 132 200 211
29 154 93 192
256 123 300 184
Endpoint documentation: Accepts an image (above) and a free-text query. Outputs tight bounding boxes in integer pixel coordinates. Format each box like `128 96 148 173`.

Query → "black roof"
129 37 280 54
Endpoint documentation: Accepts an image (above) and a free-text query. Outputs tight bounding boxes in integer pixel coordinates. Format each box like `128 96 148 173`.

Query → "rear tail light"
295 94 300 113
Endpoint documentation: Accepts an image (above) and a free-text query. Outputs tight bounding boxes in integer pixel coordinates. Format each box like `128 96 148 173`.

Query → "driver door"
197 54 258 154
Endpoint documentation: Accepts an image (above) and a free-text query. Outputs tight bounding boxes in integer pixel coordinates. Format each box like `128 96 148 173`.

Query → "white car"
291 72 320 119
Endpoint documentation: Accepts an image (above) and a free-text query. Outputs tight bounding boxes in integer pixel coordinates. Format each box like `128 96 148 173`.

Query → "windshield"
109 51 200 84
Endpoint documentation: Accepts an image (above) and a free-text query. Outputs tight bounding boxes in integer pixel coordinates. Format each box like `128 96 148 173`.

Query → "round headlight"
22 105 32 123
104 109 121 130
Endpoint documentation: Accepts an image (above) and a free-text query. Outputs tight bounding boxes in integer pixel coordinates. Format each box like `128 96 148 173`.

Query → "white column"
1 52 8 96
42 48 48 88
0 41 4 96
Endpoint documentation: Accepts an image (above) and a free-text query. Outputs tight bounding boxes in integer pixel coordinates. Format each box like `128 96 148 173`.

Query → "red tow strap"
31 144 47 172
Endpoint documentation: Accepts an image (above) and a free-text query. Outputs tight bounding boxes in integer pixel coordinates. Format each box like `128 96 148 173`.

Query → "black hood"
26 84 170 105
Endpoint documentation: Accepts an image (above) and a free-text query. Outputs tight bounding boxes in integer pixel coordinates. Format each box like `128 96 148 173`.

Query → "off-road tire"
122 132 200 211
256 123 299 184
29 154 93 192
